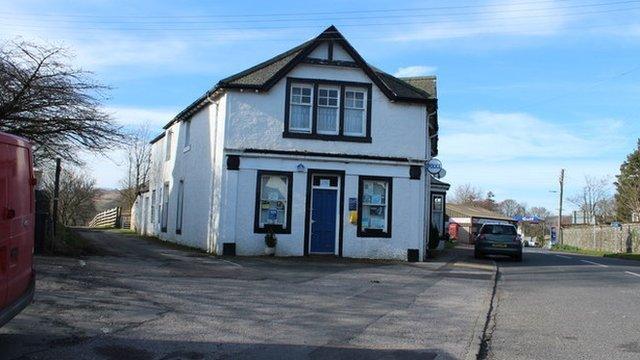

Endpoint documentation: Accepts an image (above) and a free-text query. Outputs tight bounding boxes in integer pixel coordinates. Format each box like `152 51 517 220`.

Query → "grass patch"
104 228 137 235
48 226 101 257
604 253 640 261
100 228 207 254
444 240 457 250
551 244 640 261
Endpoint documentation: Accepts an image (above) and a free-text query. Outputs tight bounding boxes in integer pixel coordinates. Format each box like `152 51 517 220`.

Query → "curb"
465 259 499 360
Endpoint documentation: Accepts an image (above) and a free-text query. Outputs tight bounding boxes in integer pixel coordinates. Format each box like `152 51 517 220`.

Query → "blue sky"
2 0 640 214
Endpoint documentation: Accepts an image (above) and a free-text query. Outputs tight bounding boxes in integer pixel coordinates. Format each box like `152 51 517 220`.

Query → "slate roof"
446 203 514 222
400 76 437 99
158 26 436 132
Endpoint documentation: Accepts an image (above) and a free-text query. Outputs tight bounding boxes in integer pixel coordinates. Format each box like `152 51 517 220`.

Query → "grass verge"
48 226 102 257
551 244 640 261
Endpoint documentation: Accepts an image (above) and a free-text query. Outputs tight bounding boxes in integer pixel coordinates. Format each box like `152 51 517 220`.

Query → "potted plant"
264 227 277 256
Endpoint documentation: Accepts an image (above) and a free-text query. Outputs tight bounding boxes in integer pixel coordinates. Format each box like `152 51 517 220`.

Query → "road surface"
1 229 495 360
488 248 640 360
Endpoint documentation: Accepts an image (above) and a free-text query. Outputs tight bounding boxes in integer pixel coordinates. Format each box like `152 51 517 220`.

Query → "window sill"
283 131 371 143
183 145 191 153
357 229 392 238
254 224 291 234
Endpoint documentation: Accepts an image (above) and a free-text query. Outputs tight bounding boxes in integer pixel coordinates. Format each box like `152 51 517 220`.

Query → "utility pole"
558 169 565 245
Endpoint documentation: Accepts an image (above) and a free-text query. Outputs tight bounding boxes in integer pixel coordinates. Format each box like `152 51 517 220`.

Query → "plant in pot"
264 226 277 256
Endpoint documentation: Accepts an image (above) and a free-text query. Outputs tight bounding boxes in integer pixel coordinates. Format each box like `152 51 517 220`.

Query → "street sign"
427 158 442 175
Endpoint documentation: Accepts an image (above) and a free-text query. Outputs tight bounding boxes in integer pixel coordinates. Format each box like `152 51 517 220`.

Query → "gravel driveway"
0 229 494 360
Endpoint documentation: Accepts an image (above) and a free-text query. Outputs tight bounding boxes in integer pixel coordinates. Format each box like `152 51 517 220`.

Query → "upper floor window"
344 89 366 137
289 85 313 133
317 87 339 134
284 78 372 143
183 120 191 149
165 131 172 161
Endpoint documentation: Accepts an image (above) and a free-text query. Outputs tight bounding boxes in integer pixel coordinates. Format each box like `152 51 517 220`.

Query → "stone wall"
562 224 640 253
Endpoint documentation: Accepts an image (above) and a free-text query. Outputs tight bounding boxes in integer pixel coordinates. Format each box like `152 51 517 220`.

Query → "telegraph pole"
558 169 565 245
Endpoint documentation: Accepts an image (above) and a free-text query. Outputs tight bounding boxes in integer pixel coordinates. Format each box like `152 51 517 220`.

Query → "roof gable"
162 26 436 129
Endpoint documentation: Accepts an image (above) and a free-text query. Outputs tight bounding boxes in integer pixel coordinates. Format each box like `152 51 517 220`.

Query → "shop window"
358 176 392 238
254 171 293 234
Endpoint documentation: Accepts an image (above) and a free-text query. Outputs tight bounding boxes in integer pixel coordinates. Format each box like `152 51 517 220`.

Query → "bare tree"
0 40 124 164
529 206 551 219
44 166 98 226
498 199 527 217
569 176 613 224
119 124 152 210
451 183 483 205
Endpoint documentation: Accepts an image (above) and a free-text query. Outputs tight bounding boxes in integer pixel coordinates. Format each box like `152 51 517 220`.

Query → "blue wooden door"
310 188 337 253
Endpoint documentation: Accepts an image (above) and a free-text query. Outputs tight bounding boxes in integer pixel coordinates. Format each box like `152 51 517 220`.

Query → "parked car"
474 223 522 261
0 132 36 327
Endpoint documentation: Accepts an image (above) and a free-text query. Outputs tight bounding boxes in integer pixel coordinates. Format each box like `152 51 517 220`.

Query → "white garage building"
132 26 441 261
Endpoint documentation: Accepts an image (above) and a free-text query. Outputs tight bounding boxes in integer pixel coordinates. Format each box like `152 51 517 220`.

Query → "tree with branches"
451 183 483 205
0 40 124 164
44 166 98 226
498 199 527 217
569 176 614 224
615 140 640 222
119 124 153 210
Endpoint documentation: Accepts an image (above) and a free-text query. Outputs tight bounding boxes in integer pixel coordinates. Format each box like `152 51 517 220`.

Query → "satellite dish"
436 168 447 179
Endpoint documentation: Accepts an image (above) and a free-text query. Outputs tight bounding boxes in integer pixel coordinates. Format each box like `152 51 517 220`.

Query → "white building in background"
132 26 442 261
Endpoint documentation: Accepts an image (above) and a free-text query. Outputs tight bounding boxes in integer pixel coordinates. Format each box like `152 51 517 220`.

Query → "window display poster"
349 197 357 211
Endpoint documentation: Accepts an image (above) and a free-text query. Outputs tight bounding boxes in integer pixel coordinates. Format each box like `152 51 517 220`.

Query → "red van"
0 132 36 327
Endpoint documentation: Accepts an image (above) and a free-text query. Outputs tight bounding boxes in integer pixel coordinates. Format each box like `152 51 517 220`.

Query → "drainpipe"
205 93 218 254
424 107 437 259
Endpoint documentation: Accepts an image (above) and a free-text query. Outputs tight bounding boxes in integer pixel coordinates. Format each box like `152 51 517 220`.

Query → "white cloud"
393 66 437 77
439 111 626 161
390 0 568 42
105 106 178 128
437 110 628 213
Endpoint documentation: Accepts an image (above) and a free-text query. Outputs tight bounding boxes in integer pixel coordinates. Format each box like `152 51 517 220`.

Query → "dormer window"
289 85 313 133
284 77 372 143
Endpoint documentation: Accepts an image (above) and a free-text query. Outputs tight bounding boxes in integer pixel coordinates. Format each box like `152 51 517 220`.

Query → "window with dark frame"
183 120 191 148
284 78 372 142
254 171 293 234
161 182 169 232
176 180 184 234
165 131 172 161
317 86 340 134
344 88 366 136
289 84 313 133
358 176 392 238
150 190 156 223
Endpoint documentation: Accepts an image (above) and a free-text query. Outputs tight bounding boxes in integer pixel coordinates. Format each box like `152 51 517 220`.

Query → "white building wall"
140 98 226 251
224 64 427 160
136 58 433 260
227 155 426 260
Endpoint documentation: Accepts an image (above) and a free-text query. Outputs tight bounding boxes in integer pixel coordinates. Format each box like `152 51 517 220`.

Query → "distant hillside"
93 188 121 213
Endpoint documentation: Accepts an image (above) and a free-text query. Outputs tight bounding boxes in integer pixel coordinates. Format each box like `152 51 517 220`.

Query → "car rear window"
481 225 517 235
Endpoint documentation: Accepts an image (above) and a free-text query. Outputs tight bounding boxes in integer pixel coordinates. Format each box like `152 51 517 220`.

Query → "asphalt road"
0 229 495 360
488 248 640 360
